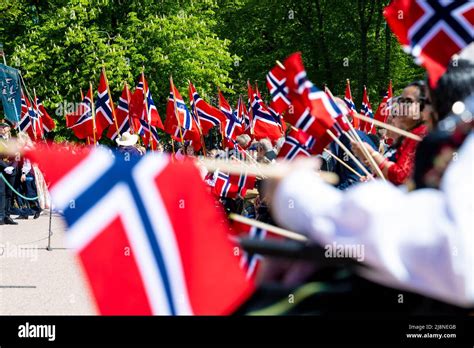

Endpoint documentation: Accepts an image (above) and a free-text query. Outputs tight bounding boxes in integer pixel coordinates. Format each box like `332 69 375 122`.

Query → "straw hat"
116 132 138 146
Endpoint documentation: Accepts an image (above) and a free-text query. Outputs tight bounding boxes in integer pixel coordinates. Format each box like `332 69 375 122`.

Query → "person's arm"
385 138 418 185
270 157 473 307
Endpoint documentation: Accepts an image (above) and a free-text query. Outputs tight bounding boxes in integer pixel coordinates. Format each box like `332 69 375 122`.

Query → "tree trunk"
383 22 392 81
315 0 333 88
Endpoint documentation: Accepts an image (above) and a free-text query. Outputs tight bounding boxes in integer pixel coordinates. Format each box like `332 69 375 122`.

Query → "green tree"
1 0 236 141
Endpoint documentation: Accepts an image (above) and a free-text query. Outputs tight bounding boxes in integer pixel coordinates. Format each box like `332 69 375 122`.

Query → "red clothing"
387 124 427 185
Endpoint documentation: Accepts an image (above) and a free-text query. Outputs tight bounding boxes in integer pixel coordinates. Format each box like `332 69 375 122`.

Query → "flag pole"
170 75 185 145
229 214 308 242
102 63 120 136
89 82 97 145
141 68 155 151
124 81 134 133
325 129 372 179
351 112 422 141
217 87 226 149
345 118 386 181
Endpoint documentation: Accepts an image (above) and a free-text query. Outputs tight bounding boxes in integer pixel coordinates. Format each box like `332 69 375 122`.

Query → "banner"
0 63 21 123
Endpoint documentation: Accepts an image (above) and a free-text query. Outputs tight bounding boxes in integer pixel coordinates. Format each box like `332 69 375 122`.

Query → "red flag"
344 79 360 129
384 0 474 88
360 86 374 133
95 69 115 138
30 96 44 139
35 97 56 133
248 85 283 143
266 63 291 114
283 52 335 135
188 82 225 135
165 79 200 150
278 127 313 161
324 86 351 133
373 80 393 128
26 144 254 315
129 73 163 129
219 90 243 142
211 169 255 199
66 86 96 140
106 83 133 140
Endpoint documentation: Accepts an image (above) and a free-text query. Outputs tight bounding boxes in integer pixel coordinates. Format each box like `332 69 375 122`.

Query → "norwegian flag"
218 91 242 142
165 79 200 150
26 145 254 315
373 80 393 127
66 86 95 140
249 89 283 143
344 79 360 129
211 169 255 199
236 95 251 133
229 171 256 197
284 97 332 140
231 220 267 280
278 127 314 161
384 0 474 87
188 82 225 135
95 69 115 138
137 118 159 149
324 86 351 133
284 53 338 128
360 86 374 133
231 219 286 280
107 83 131 141
18 91 37 139
266 63 291 114
246 81 255 135
129 74 164 130
30 96 44 140
34 96 56 133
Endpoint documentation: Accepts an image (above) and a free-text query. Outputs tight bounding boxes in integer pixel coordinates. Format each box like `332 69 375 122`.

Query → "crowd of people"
0 123 45 225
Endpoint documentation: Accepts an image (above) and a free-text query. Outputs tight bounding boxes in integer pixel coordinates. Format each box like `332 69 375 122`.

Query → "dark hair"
407 80 428 111
429 58 474 123
366 134 380 150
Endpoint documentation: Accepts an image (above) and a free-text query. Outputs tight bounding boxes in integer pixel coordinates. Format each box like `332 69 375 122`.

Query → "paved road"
0 212 96 315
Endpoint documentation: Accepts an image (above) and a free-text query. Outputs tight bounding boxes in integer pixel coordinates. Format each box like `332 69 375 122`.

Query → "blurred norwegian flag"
384 0 474 87
26 144 254 315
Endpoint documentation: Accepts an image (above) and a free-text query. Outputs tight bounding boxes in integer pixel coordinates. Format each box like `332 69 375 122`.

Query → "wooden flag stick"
352 112 422 141
324 149 363 179
89 82 97 146
124 81 134 133
326 129 372 179
198 157 339 185
350 128 384 182
229 213 307 242
345 121 386 181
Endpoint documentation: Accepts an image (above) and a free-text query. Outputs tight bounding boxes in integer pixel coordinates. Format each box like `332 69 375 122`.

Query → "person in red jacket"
351 81 430 185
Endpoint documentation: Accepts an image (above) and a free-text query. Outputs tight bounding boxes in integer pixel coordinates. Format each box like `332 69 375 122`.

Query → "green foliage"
1 0 235 140
0 0 425 141
216 0 424 104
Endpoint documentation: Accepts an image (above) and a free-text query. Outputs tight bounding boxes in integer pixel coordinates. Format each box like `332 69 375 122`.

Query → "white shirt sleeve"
272 134 474 307
22 159 32 175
